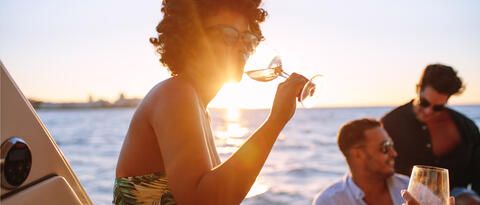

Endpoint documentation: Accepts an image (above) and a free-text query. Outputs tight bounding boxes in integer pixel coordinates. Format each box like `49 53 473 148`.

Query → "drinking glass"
244 55 323 108
407 165 450 205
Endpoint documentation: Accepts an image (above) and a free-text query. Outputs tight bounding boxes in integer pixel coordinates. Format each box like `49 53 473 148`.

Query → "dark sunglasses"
206 25 260 53
418 97 445 112
380 140 395 154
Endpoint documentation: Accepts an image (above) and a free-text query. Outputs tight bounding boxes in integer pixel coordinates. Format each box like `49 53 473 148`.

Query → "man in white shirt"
313 118 409 205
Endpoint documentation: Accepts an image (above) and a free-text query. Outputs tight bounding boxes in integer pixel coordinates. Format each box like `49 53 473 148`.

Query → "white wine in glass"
407 165 450 205
244 56 323 108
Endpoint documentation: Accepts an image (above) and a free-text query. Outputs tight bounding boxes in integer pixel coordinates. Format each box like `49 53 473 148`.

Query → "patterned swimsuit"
113 173 175 205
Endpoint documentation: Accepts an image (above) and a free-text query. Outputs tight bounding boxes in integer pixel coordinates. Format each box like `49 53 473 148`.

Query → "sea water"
37 105 480 205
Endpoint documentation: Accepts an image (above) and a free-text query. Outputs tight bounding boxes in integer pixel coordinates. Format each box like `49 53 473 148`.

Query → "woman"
114 0 308 204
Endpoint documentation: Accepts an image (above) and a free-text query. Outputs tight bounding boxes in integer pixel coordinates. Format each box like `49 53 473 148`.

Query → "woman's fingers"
269 73 309 125
286 73 308 101
289 72 309 84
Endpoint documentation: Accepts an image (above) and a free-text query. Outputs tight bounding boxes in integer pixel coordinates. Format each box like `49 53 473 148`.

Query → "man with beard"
313 119 409 205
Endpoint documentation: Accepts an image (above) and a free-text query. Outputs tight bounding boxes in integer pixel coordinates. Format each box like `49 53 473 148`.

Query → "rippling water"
37 105 480 205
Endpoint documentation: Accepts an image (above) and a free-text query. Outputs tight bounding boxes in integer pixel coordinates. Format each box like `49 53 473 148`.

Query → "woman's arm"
151 74 307 205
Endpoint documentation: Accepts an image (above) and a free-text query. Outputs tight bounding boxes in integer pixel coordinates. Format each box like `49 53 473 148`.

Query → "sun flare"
226 107 240 121
210 83 243 109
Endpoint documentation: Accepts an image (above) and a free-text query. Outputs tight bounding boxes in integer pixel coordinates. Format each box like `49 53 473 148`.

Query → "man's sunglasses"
354 139 394 154
380 140 395 154
418 97 445 112
206 25 260 53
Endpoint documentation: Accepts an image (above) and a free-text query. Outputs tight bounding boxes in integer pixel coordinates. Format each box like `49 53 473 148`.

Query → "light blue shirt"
312 173 410 205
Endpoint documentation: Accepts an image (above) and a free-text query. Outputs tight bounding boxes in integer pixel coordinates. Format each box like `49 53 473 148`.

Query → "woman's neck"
180 72 224 107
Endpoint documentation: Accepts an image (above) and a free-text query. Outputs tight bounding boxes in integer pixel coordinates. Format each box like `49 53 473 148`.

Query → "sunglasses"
418 97 445 112
380 140 395 154
354 139 395 154
206 25 260 53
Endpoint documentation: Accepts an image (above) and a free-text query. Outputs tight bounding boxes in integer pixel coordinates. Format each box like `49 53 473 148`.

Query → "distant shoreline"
35 106 138 110
29 93 142 110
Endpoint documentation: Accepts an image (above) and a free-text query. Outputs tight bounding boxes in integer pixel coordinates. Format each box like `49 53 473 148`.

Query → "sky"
1 0 479 108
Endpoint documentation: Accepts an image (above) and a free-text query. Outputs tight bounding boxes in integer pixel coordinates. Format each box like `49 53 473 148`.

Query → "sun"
210 83 243 109
226 106 240 121
209 78 278 109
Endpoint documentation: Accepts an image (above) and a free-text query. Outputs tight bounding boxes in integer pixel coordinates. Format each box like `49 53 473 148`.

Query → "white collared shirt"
312 173 409 205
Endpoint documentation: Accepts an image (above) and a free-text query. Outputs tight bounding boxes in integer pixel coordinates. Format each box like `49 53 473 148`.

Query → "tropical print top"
113 172 176 205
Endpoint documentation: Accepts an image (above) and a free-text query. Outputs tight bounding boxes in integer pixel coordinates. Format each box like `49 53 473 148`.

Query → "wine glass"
407 165 450 205
244 55 323 108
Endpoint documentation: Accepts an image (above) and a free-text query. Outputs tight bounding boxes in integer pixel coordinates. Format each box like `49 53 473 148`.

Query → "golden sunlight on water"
216 96 270 198
213 86 270 198
224 106 270 199
216 106 249 144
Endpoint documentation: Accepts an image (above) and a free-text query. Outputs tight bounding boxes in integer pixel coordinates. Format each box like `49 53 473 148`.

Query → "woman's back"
114 77 221 204
116 77 220 178
115 81 166 178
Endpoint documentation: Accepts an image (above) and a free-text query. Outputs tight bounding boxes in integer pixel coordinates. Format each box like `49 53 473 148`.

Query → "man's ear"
349 148 363 160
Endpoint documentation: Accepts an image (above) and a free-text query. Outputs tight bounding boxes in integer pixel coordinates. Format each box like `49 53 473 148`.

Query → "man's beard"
365 153 395 179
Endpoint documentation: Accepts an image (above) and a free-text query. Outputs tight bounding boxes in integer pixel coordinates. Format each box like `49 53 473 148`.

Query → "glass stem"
279 71 290 79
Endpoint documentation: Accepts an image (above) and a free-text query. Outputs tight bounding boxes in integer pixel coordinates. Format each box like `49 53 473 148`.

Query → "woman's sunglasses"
418 97 445 112
206 25 260 53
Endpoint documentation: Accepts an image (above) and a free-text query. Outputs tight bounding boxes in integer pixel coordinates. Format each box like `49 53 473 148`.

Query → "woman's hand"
268 73 308 126
401 190 455 205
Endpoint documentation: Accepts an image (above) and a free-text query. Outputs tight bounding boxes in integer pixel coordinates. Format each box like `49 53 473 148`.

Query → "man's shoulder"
448 107 477 126
382 101 413 122
448 107 480 143
312 178 350 205
392 173 410 186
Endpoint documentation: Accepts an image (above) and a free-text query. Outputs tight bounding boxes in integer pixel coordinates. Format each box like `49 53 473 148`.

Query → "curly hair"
150 0 268 76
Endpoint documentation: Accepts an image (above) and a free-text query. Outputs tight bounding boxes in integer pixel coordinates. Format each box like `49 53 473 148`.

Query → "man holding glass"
313 119 409 205
382 64 480 199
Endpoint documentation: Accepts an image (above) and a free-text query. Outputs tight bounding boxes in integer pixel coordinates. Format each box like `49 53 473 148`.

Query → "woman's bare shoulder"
145 77 197 103
142 77 200 113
